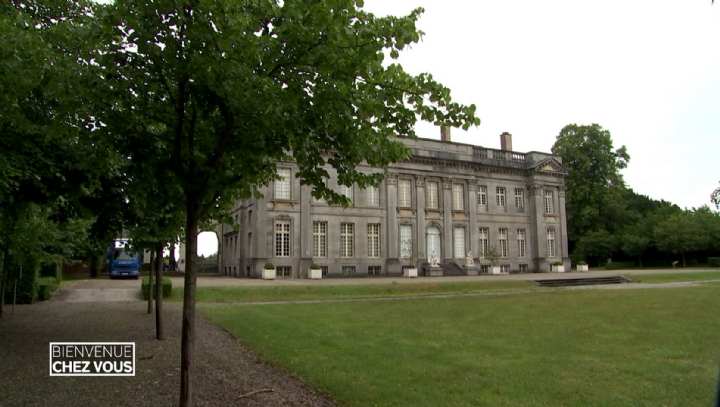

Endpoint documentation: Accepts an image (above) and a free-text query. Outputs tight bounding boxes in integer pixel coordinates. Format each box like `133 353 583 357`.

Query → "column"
415 177 426 263
558 185 569 259
386 175 399 259
529 183 544 270
442 178 453 261
468 181 479 257
299 184 313 277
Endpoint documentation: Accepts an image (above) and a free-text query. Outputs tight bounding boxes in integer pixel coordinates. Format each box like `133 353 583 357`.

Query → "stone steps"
534 275 630 287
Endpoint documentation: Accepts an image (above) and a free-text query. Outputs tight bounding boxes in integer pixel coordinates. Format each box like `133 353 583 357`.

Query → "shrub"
37 277 60 301
552 261 563 266
141 276 172 300
708 257 720 267
3 257 40 304
577 261 587 265
310 263 321 269
39 261 62 282
264 262 275 270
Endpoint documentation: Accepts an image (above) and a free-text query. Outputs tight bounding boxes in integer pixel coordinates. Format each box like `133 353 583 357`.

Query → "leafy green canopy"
92 0 480 221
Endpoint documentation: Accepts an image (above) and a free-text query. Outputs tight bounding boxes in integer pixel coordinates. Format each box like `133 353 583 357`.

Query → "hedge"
709 257 720 267
37 277 60 301
141 276 172 299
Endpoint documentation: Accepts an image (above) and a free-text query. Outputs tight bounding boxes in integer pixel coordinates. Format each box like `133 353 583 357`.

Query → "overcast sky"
198 1 720 256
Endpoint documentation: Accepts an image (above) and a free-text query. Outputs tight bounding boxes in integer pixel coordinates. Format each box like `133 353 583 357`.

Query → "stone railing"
473 147 527 168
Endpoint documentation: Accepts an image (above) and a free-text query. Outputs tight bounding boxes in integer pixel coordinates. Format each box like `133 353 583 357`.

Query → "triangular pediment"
531 157 564 174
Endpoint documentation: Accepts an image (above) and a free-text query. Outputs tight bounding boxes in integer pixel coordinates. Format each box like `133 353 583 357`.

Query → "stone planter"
403 267 418 278
551 264 565 273
577 264 589 272
262 268 276 280
490 266 502 275
308 268 322 280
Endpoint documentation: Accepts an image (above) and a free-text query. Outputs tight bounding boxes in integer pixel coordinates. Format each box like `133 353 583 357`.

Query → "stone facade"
218 133 569 278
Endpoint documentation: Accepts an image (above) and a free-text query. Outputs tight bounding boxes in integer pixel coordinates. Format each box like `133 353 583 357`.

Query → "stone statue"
465 250 474 266
429 249 440 267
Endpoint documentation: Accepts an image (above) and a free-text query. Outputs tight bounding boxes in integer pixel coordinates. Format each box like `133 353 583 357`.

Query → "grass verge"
629 271 720 284
169 280 532 303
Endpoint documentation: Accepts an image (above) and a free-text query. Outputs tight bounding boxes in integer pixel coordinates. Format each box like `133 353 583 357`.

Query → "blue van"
107 240 141 279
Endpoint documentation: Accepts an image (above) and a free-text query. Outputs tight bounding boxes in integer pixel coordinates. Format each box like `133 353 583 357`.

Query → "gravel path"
0 294 335 407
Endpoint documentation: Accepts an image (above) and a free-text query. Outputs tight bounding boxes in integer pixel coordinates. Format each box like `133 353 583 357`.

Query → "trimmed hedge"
708 257 720 267
37 277 60 301
141 276 172 299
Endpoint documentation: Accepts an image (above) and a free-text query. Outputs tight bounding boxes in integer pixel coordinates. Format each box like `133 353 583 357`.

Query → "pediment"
531 158 564 174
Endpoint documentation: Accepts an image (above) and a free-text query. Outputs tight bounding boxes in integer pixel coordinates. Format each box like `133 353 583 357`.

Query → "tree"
0 2 114 314
574 229 616 266
92 1 479 405
654 212 705 267
551 124 629 249
712 182 720 210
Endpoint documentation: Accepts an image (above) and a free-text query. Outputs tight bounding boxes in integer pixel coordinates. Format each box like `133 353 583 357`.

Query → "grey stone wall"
219 137 569 277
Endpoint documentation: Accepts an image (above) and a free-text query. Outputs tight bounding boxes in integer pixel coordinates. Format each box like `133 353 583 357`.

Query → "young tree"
92 1 479 404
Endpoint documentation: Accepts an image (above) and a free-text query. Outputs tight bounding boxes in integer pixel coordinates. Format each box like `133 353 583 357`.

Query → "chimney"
440 126 451 142
500 132 513 151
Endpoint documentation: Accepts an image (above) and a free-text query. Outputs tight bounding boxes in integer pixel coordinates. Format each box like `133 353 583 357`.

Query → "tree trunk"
638 255 643 268
0 247 6 318
154 243 164 340
89 255 98 278
682 252 686 268
180 202 198 407
147 250 154 314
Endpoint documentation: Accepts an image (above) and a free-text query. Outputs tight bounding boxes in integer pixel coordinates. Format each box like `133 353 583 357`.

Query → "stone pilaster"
415 177 426 264
385 174 399 260
558 185 569 261
299 184 313 278
529 184 544 271
442 178 453 262
468 182 479 258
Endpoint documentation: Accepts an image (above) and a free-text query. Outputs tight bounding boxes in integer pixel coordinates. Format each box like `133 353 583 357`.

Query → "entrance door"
426 226 441 261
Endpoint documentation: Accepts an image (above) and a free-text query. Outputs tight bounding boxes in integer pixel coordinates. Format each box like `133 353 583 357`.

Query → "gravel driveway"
0 282 335 407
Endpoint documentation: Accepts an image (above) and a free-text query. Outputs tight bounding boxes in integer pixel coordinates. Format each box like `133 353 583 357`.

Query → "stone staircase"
534 275 630 288
439 261 466 277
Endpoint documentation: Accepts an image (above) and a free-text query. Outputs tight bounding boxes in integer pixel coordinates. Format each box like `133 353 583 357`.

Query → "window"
340 184 353 203
342 265 356 275
452 184 464 211
499 228 508 257
519 264 528 273
366 185 380 207
320 266 329 276
500 265 510 274
544 190 554 214
453 227 466 258
514 188 525 210
478 185 488 206
274 168 291 200
480 265 490 274
479 227 489 257
276 266 292 278
368 223 381 258
399 225 413 258
274 220 290 257
517 229 526 257
312 221 327 257
547 227 557 257
340 223 354 257
368 265 382 276
398 179 412 208
426 181 439 209
496 187 506 207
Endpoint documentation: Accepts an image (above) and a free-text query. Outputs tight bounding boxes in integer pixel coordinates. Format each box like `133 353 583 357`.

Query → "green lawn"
203 285 720 406
170 280 532 303
628 270 720 284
